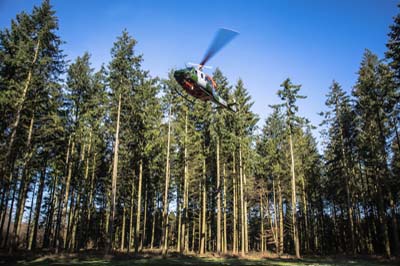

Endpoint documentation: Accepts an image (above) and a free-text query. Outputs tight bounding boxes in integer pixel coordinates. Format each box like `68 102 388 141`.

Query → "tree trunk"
10 114 35 253
271 180 279 253
335 98 356 255
121 206 126 251
278 176 284 255
181 112 189 253
200 158 207 255
260 190 264 253
86 152 97 249
135 160 143 253
300 175 309 253
289 130 300 258
109 92 122 253
25 180 36 248
28 161 46 250
223 163 227 253
239 142 245 256
128 171 135 253
162 106 172 256
3 180 17 248
42 172 57 249
142 189 148 250
244 168 249 253
216 138 221 253
176 184 182 252
150 204 156 249
232 151 238 254
60 138 75 251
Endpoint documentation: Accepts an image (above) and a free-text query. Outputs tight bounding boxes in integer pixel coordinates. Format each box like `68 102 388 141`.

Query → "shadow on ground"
1 249 398 266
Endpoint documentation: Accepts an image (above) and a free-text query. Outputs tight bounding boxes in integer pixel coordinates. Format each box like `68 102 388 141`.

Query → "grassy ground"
1 251 398 266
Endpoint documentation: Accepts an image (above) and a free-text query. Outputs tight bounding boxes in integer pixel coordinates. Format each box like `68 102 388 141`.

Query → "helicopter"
173 28 239 112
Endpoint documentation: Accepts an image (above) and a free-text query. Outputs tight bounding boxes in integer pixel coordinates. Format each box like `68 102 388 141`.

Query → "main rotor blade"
199 28 239 67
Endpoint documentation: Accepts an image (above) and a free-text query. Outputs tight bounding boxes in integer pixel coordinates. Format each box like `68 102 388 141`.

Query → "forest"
0 1 400 265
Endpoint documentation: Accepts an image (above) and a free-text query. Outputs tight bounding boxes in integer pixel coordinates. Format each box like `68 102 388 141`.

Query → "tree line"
0 0 399 258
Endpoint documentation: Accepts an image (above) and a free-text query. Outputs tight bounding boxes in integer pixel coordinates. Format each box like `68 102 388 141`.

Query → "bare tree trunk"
223 163 227 253
135 160 143 253
260 190 264 253
109 92 122 253
3 179 16 248
10 114 35 253
162 106 172 256
128 172 135 253
86 153 97 249
141 189 147 250
25 180 36 248
44 174 58 249
289 131 300 258
121 206 126 251
243 167 248 253
216 138 221 253
278 177 284 255
28 162 46 250
239 142 245 256
59 138 75 251
177 185 182 252
192 218 196 252
301 176 309 253
181 112 189 253
232 151 238 254
200 159 207 254
150 204 156 249
272 180 279 253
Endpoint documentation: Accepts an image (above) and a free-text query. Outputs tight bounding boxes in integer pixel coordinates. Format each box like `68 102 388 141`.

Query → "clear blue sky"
1 0 398 142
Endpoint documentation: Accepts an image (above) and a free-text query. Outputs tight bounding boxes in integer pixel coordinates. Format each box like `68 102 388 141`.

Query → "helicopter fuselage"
174 67 229 109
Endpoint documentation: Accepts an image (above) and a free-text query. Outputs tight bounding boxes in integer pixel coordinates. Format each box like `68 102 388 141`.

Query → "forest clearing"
0 0 400 265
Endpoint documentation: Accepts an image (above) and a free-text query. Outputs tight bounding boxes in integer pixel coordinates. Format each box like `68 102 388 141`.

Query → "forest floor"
1 250 399 266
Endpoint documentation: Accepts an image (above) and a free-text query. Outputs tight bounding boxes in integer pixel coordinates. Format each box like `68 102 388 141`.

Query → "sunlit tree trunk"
232 151 238 254
162 106 172 256
109 92 122 252
272 180 279 253
239 142 245 256
150 198 156 249
59 138 75 252
141 189 148 250
243 166 248 253
200 158 207 254
260 190 264 253
128 172 135 253
289 130 300 258
278 176 284 255
135 160 143 253
181 113 189 253
223 163 227 253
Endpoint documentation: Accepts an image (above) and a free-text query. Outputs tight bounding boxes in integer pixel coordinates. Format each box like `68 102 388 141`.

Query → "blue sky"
1 0 398 143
